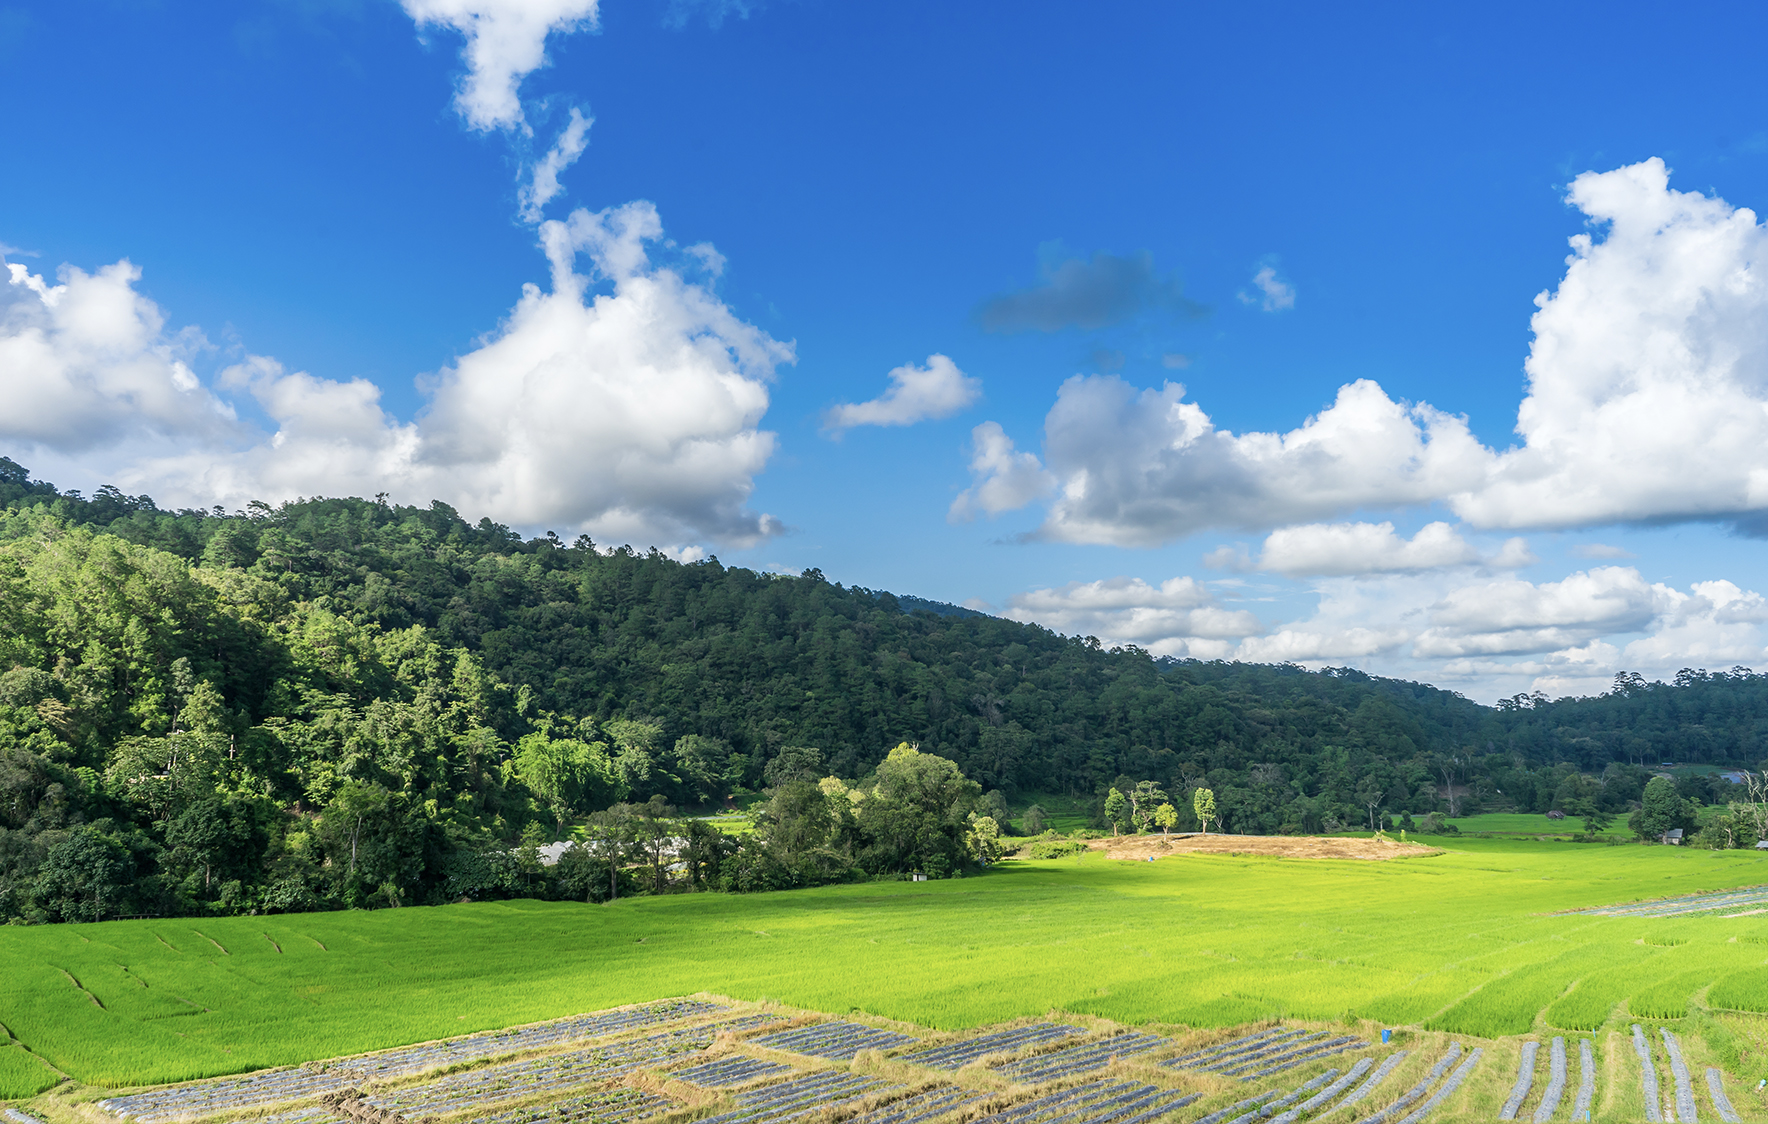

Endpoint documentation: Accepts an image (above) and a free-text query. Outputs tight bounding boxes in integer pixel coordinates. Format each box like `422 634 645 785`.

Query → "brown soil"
1086 832 1440 861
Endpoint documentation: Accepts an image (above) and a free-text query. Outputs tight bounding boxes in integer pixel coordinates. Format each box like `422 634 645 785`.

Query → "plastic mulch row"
1168 1031 1298 1071
753 1022 919 1061
696 1071 897 1124
1353 1044 1463 1124
1633 1025 1663 1124
1235 1038 1366 1080
673 1057 793 1087
367 1019 747 1117
1707 1068 1740 1124
1659 1029 1697 1123
1190 1033 1316 1074
1499 1041 1539 1121
1531 1037 1566 1124
1222 1070 1340 1124
999 1034 1167 1083
1267 1057 1373 1124
1205 1034 1329 1075
101 1000 728 1122
844 1086 994 1124
1392 1048 1481 1124
904 1026 1087 1071
1322 1052 1408 1118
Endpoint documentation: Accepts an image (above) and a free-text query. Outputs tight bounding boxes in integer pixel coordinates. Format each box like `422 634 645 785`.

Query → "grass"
4 836 1768 1097
1443 812 1630 838
1009 791 1096 834
0 1046 59 1099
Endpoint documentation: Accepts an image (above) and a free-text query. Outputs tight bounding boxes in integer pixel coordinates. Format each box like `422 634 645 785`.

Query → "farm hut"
1754 840 1768 850
910 872 930 882
1662 828 1684 846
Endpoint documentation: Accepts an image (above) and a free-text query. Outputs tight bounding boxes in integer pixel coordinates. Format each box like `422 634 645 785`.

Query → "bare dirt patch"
1087 832 1440 861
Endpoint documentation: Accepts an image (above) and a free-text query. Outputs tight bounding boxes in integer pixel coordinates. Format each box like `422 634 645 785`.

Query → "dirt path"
1087 832 1440 861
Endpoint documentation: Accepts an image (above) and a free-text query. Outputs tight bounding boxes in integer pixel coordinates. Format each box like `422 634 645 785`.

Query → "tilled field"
18 998 1756 1124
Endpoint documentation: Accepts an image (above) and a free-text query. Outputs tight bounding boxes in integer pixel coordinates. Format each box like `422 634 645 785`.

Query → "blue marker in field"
1381 1029 1391 1044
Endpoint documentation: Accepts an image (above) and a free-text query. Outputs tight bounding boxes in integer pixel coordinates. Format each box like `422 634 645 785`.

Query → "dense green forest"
3 455 1768 923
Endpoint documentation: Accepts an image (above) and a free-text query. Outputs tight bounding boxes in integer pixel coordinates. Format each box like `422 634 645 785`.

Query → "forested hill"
5 457 1768 918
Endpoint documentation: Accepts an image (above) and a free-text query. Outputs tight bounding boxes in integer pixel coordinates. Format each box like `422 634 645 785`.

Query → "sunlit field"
4 838 1768 1097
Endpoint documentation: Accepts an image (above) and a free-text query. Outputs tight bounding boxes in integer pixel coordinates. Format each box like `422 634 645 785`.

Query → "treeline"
3 456 1768 921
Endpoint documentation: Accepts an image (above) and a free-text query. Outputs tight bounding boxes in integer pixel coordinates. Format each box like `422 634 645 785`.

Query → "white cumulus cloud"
948 421 1056 522
1255 521 1478 576
4 202 792 550
1003 575 1262 658
974 159 1768 546
995 561 1768 702
1413 566 1665 657
1026 375 1486 545
823 353 980 432
1 259 234 452
401 0 599 132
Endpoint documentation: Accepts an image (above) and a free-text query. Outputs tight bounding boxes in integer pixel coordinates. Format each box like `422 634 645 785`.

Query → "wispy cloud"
976 246 1205 333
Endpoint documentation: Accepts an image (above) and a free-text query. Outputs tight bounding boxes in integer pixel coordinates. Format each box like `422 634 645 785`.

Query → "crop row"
1707 1068 1740 1124
99 1001 725 1122
1659 1029 1697 1123
995 1034 1166 1083
1498 1041 1539 1120
1220 1069 1340 1124
1169 1031 1302 1073
672 1057 792 1087
1528 1037 1565 1123
1267 1057 1372 1124
1234 1038 1365 1081
696 1070 898 1124
1198 1033 1328 1076
1354 1045 1462 1124
1633 1025 1662 1124
1572 1041 1594 1121
366 1017 766 1118
752 1022 918 1061
844 1085 993 1124
1391 1048 1480 1124
469 1085 675 1124
1328 1052 1408 1117
967 1077 1194 1124
1569 885 1768 918
903 1026 1086 1071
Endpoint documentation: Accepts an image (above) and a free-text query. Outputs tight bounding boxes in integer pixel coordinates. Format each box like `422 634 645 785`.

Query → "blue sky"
5 0 1768 702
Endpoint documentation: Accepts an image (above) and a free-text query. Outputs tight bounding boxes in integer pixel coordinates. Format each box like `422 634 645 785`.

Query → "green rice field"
4 837 1768 1102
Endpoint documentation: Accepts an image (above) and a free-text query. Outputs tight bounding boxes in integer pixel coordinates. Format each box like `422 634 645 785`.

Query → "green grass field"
1442 812 1630 837
5 837 1768 1100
